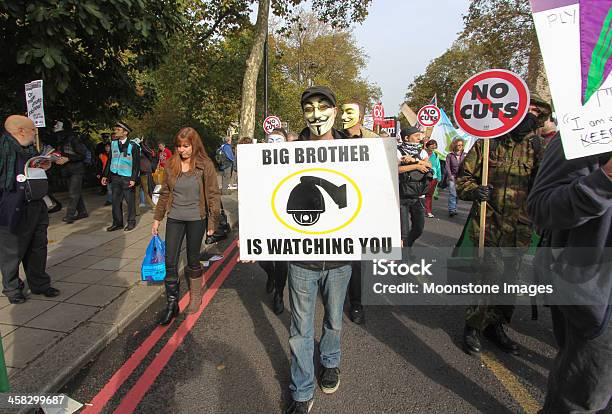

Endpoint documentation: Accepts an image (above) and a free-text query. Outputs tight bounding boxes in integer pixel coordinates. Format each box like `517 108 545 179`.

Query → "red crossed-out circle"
453 69 529 139
263 116 282 134
417 105 441 127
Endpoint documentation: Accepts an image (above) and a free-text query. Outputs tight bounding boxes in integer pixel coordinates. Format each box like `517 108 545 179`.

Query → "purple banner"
581 0 612 104
530 0 577 13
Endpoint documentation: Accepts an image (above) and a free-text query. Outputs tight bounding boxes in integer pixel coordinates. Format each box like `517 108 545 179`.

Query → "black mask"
510 113 540 140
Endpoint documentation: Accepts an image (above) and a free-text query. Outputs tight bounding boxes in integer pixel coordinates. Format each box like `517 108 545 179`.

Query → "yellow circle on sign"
271 168 362 235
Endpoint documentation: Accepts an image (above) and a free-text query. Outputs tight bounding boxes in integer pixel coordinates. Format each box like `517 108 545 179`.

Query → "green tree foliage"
238 0 373 138
0 0 185 123
125 6 252 152
264 13 381 136
405 0 547 115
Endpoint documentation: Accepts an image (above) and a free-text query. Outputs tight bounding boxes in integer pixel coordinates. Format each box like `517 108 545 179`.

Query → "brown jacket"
153 157 221 232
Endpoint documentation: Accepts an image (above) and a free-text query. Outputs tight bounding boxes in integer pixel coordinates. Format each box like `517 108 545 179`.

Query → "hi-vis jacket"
103 139 140 181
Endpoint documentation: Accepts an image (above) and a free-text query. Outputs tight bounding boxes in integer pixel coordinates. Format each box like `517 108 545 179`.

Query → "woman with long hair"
152 127 221 325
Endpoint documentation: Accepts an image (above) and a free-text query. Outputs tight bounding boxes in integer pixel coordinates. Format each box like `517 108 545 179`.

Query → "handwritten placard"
24 80 45 128
531 1 612 159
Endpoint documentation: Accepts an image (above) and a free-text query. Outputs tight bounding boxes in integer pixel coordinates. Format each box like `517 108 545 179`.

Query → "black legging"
165 218 207 282
399 198 425 247
259 261 288 293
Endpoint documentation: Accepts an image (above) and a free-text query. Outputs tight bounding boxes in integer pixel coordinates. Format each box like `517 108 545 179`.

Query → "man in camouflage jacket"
455 94 551 355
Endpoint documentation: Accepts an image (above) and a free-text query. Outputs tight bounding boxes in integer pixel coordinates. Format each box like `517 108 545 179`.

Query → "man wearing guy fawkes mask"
340 101 378 326
341 102 378 138
455 94 551 357
287 86 351 414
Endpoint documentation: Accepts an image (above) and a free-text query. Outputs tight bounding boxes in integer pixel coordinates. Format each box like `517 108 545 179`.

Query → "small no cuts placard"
262 115 282 135
237 139 401 260
25 80 45 128
453 69 530 139
417 105 441 127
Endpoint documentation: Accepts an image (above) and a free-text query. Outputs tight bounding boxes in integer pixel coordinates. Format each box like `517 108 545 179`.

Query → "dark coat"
527 137 612 338
0 152 29 233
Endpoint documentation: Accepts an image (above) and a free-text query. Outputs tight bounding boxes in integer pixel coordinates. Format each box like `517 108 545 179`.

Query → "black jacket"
0 149 31 233
527 137 612 338
57 131 87 175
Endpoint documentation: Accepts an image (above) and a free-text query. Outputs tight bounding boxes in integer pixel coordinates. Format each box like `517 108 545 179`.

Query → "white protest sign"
453 69 530 139
363 114 374 130
25 80 45 127
531 0 612 159
237 139 401 260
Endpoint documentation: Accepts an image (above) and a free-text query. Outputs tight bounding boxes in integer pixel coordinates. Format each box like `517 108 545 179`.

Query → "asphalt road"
62 194 557 414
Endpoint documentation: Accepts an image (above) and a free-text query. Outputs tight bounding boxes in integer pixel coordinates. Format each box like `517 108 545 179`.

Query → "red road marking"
82 239 238 414
112 250 239 414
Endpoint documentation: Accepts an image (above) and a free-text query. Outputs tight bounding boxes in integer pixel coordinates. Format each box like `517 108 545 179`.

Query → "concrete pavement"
0 187 238 396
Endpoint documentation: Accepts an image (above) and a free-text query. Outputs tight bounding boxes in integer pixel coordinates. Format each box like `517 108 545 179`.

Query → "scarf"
0 132 37 192
398 142 422 159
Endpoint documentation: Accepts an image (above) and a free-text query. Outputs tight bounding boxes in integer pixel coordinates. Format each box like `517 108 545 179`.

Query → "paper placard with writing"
531 0 612 159
25 80 45 128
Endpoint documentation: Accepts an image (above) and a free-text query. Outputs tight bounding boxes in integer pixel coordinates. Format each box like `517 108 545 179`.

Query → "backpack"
215 145 228 169
397 146 433 199
399 169 433 199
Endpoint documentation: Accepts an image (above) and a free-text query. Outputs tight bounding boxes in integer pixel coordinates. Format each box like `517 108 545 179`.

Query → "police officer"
102 122 140 232
456 94 551 355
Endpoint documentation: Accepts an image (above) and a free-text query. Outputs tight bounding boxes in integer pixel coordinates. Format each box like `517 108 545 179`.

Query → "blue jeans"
288 264 352 402
448 179 457 213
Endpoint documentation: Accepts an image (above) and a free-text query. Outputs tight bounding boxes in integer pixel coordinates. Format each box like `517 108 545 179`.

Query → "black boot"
463 325 482 355
158 279 180 325
483 323 519 354
272 291 284 315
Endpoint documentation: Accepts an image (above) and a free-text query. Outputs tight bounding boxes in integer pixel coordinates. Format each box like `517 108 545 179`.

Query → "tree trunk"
238 0 270 139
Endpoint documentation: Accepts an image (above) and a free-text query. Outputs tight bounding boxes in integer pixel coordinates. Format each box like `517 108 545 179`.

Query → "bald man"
0 115 60 304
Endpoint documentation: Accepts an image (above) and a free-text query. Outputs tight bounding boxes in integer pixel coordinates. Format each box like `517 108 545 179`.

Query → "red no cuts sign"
417 105 440 127
372 103 385 124
453 69 530 139
263 115 282 135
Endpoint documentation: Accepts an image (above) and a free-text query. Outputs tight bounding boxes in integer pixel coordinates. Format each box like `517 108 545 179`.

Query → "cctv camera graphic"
286 176 347 226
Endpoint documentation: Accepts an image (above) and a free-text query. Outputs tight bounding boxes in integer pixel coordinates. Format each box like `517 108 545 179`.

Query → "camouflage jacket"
456 133 545 248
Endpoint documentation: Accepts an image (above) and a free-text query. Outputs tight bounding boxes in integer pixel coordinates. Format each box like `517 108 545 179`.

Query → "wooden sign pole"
35 129 41 152
478 139 490 258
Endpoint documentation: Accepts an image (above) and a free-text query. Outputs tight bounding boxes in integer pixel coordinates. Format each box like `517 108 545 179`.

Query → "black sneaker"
349 304 365 325
320 367 340 394
8 292 27 304
285 399 313 414
463 325 481 355
74 212 89 220
124 224 136 232
62 216 75 224
449 211 457 217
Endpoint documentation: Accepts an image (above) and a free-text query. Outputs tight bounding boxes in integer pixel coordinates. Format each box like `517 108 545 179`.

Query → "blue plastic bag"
141 236 166 282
